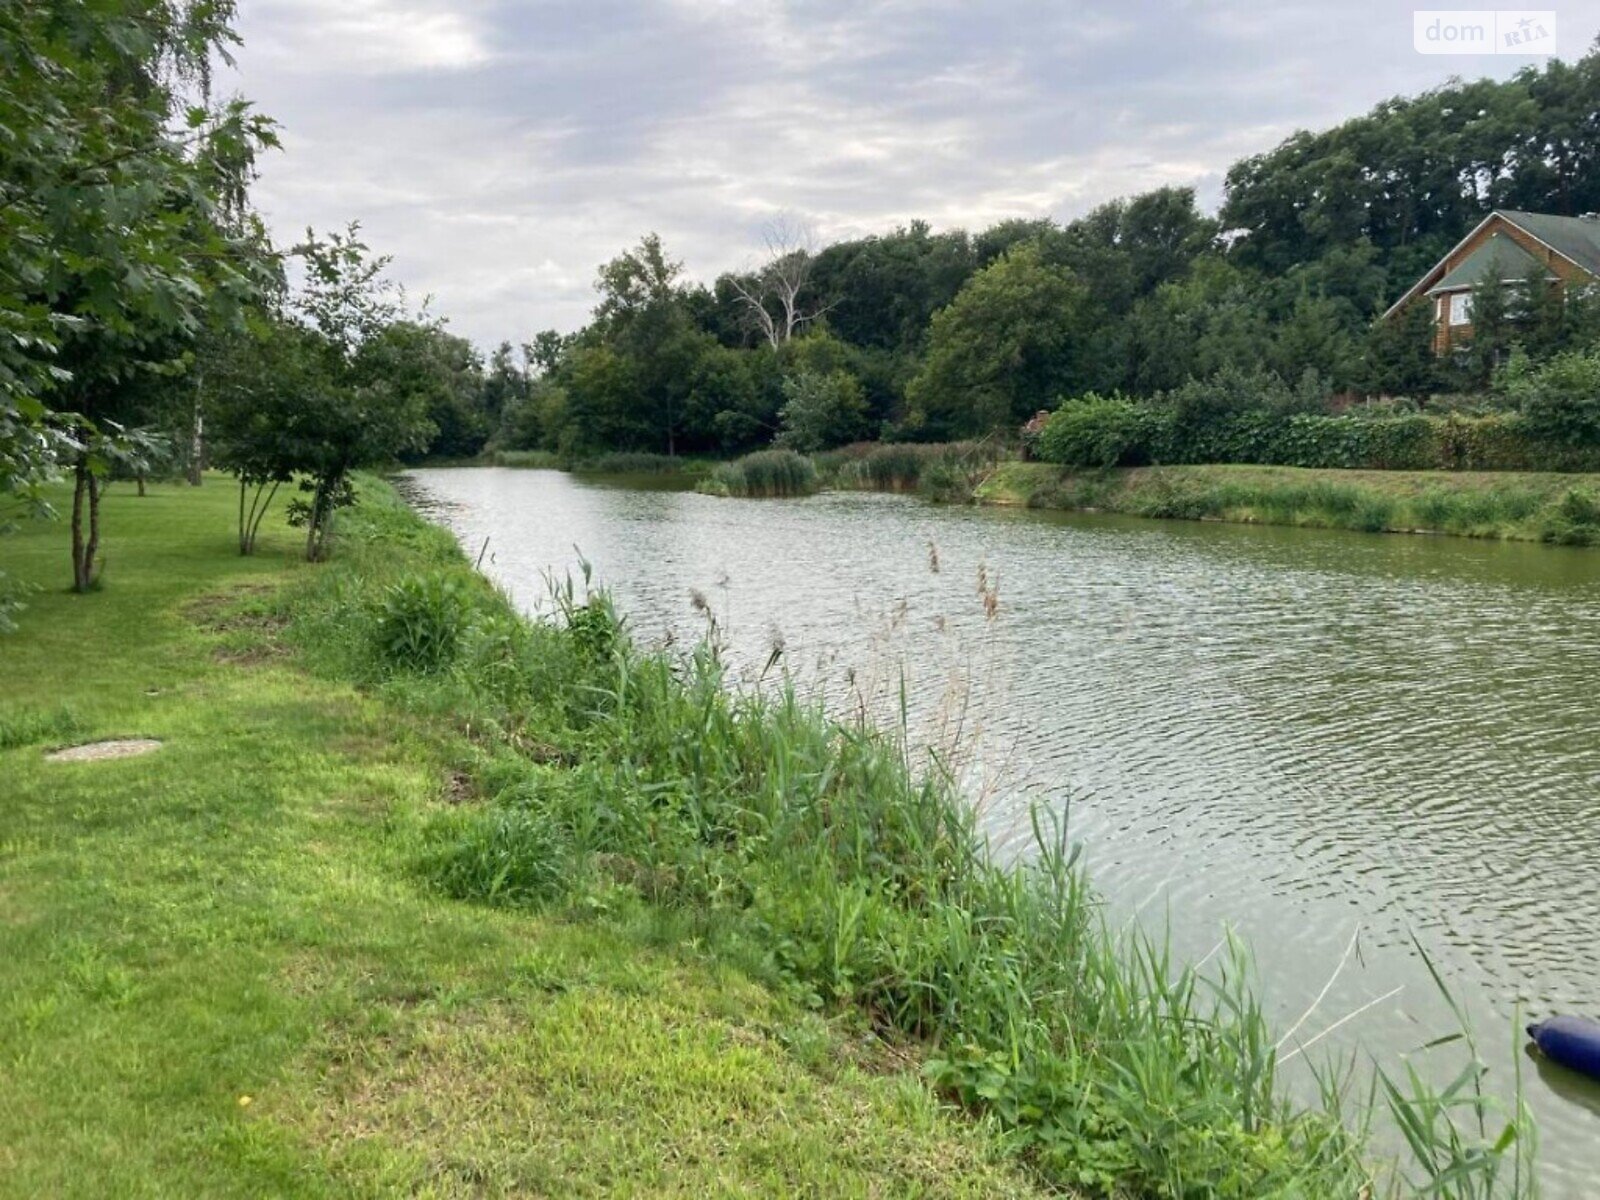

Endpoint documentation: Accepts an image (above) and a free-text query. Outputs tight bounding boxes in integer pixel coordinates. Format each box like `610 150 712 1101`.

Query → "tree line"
473 41 1600 462
6 7 1600 621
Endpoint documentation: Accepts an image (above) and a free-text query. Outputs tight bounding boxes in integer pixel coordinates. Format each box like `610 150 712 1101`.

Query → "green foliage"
1500 348 1600 448
489 448 561 469
906 245 1090 438
373 573 477 674
1037 393 1160 468
776 369 870 453
574 451 693 475
702 449 819 498
1036 374 1600 474
0 704 85 751
819 440 1005 496
1540 488 1600 545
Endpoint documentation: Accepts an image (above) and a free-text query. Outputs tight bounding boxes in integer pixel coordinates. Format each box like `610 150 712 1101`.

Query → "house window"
1449 291 1473 326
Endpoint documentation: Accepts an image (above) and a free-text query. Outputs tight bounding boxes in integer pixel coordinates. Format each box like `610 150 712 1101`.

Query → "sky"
226 1 1600 348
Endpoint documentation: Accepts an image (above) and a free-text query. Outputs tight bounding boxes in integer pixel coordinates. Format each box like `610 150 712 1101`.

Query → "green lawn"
0 479 1041 1198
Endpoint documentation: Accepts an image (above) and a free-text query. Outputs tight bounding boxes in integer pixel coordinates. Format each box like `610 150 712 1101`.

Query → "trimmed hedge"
1037 402 1600 474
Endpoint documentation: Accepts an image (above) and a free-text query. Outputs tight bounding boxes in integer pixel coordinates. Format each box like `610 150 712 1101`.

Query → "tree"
593 234 682 333
209 319 318 554
725 216 836 349
1466 273 1513 385
1 0 277 591
1361 299 1440 396
1500 348 1600 446
283 229 431 560
905 246 1090 438
775 370 868 452
368 323 487 462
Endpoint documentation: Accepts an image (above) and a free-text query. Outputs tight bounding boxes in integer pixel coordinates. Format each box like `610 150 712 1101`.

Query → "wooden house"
1382 210 1600 352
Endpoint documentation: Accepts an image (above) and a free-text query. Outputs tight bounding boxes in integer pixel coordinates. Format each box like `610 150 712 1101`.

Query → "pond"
404 466 1600 1194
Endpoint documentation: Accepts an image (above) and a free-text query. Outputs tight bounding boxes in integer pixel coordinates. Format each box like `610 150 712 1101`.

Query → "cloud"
226 0 1598 346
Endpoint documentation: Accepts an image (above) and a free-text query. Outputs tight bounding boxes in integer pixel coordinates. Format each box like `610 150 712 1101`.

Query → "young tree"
283 228 431 560
774 370 869 452
1467 273 1513 386
208 319 318 554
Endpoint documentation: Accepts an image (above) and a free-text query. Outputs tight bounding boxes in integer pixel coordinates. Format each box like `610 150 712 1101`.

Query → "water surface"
405 466 1600 1193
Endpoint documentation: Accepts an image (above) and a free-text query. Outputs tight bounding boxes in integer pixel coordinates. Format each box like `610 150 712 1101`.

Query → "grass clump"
574 450 700 475
422 804 574 906
373 572 477 673
0 703 86 750
701 448 819 498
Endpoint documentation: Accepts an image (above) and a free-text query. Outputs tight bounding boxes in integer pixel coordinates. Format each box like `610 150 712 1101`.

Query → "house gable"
1381 211 1600 322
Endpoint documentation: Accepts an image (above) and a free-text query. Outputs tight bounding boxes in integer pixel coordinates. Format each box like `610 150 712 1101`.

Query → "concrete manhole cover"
44 739 163 763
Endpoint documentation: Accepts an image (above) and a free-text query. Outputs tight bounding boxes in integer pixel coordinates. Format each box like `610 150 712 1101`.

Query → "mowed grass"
0 479 1042 1198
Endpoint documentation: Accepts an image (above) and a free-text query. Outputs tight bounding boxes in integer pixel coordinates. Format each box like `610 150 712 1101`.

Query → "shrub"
1038 390 1600 473
1501 348 1600 447
701 449 819 498
373 573 475 673
1037 393 1161 467
1541 487 1600 545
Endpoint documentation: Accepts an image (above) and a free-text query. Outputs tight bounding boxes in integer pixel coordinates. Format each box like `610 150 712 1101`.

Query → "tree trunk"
305 480 328 562
136 472 146 498
70 458 101 592
188 384 204 486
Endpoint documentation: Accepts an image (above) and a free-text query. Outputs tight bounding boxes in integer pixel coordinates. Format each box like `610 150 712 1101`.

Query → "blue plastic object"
1527 1015 1600 1082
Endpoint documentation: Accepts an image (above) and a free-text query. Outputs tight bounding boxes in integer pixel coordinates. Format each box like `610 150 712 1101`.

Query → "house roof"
1499 210 1600 277
1382 209 1600 319
1425 231 1551 294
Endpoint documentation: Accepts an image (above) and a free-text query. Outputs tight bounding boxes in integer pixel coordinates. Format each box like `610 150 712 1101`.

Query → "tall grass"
573 451 697 475
279 482 1537 1199
821 440 1007 499
488 448 561 469
700 448 819 498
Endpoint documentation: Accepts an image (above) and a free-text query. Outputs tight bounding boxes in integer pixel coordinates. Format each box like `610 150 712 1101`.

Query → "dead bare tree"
726 215 836 349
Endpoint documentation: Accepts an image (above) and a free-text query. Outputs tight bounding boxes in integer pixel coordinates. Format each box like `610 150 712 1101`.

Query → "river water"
404 466 1600 1194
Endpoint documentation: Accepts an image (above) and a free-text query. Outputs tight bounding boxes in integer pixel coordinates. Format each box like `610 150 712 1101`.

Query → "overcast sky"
227 1 1600 347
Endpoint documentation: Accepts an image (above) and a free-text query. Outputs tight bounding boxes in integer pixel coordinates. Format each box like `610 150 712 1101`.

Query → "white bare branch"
728 214 834 349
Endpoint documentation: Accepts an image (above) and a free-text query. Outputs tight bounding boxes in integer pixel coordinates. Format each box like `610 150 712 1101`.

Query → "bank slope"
0 478 1042 1199
977 461 1600 543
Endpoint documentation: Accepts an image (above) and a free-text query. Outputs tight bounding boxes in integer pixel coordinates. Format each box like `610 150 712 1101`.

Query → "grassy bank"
0 480 1045 1197
4 476 1533 1196
978 461 1600 544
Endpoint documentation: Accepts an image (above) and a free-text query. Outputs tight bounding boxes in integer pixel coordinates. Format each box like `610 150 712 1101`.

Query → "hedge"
1037 403 1600 474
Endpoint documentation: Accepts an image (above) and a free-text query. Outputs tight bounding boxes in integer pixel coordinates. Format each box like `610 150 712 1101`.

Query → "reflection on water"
403 466 1600 1194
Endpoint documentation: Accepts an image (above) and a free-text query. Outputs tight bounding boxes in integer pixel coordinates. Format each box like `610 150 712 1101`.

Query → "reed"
488 448 561 468
700 448 819 498
822 440 1006 497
